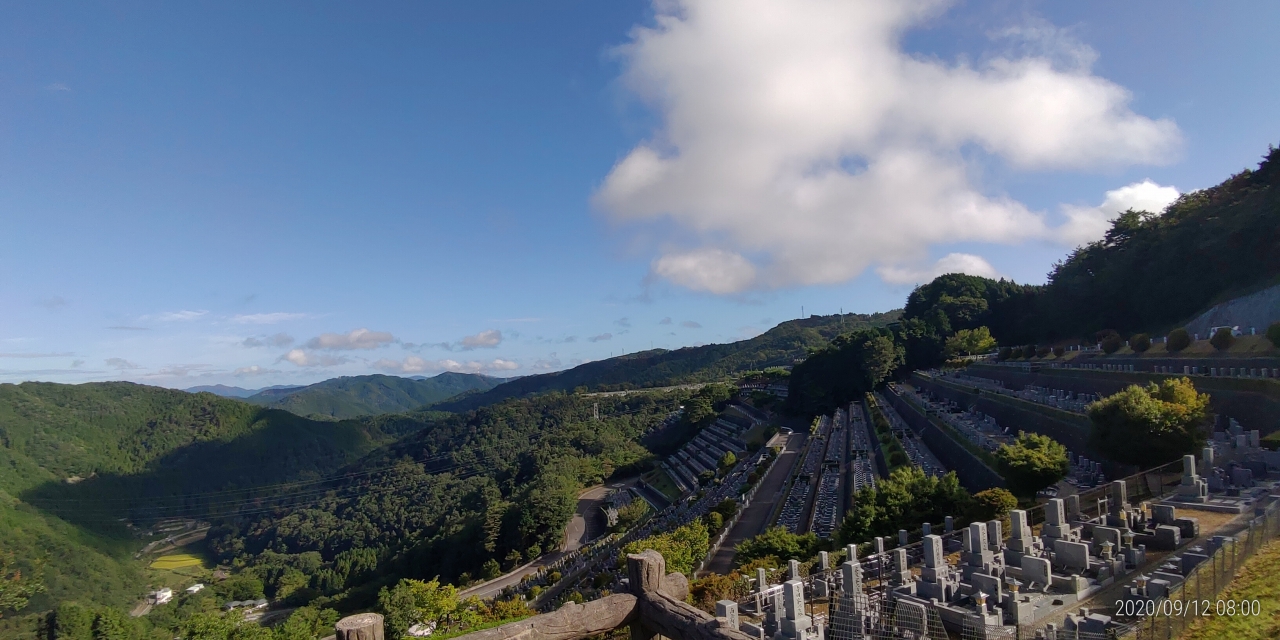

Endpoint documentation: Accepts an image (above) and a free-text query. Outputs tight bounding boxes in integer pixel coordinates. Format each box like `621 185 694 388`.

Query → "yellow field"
150 553 204 570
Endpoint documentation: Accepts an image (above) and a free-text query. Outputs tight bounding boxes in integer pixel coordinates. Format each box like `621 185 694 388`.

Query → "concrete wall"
967 364 1280 436
882 386 1006 493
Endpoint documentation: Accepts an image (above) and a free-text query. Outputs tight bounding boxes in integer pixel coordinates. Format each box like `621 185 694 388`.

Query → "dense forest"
883 144 1280 370
434 311 901 412
242 373 500 419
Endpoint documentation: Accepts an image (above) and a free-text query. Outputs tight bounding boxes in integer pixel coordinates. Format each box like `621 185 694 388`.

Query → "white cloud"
151 364 213 378
280 349 349 367
304 328 396 350
876 252 1001 286
615 317 632 328
105 358 142 370
0 352 73 358
1058 180 1180 247
681 320 703 329
231 312 308 325
588 333 613 343
156 310 208 322
595 0 1181 294
373 357 519 374
460 329 503 350
531 354 563 370
234 365 280 376
243 333 295 348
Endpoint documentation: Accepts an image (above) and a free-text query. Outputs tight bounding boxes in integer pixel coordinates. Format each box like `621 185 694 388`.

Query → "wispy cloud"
149 364 214 378
108 326 150 331
588 333 613 343
304 328 396 350
658 317 673 325
234 365 280 376
243 333 294 348
615 317 632 328
0 352 74 358
154 310 208 322
680 321 702 329
434 329 504 351
374 356 519 374
279 349 349 367
44 82 71 92
105 358 142 370
38 296 67 310
231 312 308 325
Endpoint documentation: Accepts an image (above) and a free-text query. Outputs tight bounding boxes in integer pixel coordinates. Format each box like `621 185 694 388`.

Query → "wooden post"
336 612 384 640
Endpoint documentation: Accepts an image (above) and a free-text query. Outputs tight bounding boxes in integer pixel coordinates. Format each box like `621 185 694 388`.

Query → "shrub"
997 347 1013 361
1100 332 1123 354
1210 327 1235 351
1052 346 1065 357
1267 322 1280 348
1130 333 1151 353
1022 345 1037 359
1167 328 1191 351
1036 346 1051 358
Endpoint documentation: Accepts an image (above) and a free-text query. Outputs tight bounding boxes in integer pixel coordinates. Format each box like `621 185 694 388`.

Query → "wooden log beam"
637 593 755 640
457 594 640 640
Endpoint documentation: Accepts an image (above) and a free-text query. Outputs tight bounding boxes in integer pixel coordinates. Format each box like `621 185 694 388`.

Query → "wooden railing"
333 551 753 640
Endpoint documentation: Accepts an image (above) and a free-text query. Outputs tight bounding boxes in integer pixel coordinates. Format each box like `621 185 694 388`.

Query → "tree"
706 511 724 531
1267 322 1280 348
50 602 94 640
378 578 472 640
613 499 650 532
969 488 1018 522
838 467 972 544
1167 328 1191 351
1021 345 1036 359
481 559 502 580
622 520 710 576
1130 333 1151 353
1099 331 1123 354
944 327 997 357
719 451 737 471
994 433 1069 499
787 329 904 416
1052 346 1065 357
735 527 820 565
1210 327 1235 351
0 553 41 619
1087 377 1209 468
274 607 341 640
997 347 1013 361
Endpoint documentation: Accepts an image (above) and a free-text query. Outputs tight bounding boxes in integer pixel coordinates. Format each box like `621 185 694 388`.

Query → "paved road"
702 432 807 575
460 481 622 599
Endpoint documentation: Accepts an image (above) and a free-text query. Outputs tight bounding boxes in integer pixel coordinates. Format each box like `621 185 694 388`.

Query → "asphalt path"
702 432 807 575
460 481 622 599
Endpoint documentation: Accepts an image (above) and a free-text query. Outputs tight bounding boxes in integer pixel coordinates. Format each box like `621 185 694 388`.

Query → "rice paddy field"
149 553 205 570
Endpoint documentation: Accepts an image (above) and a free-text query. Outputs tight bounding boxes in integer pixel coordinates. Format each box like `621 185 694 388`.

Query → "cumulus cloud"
304 328 396 350
594 0 1181 294
105 358 142 370
1057 180 1180 247
876 252 1002 286
231 312 307 325
460 329 503 350
680 320 703 329
588 333 614 342
243 333 295 348
234 365 280 376
280 349 349 367
374 356 519 374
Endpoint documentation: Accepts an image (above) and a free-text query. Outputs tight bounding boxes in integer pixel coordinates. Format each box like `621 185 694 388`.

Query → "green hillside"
243 372 501 419
0 381 414 625
434 311 901 412
891 144 1280 368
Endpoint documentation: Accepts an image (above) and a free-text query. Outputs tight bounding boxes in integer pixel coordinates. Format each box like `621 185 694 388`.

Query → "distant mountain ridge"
185 383 301 398
242 372 502 419
433 311 901 412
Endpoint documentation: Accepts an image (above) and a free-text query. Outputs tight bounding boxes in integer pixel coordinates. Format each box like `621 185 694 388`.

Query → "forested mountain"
0 381 416 620
434 311 901 412
207 391 685 608
894 144 1280 368
241 372 501 419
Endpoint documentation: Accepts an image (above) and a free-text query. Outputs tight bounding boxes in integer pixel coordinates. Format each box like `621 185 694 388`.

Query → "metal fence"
1124 499 1280 640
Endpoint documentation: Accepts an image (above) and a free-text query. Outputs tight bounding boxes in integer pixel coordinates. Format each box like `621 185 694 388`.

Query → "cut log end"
336 612 385 640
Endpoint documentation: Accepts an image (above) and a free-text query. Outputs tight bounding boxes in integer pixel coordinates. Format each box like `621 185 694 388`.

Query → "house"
185 583 205 594
149 587 173 605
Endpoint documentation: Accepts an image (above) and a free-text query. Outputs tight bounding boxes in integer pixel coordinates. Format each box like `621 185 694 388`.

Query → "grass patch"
149 553 205 570
642 468 682 502
1181 537 1280 640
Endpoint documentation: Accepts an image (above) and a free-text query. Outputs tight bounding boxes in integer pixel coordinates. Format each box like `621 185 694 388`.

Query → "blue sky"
2 0 1277 387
